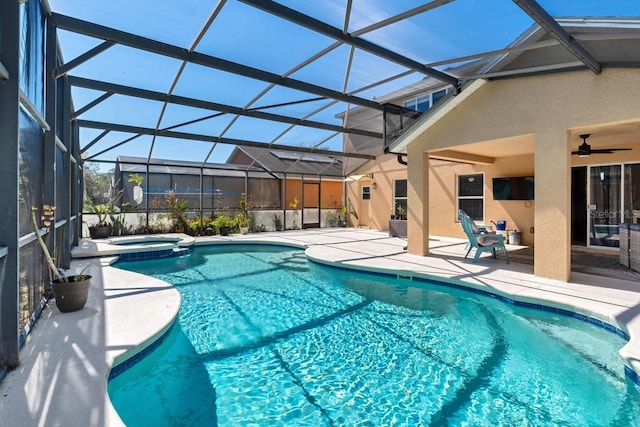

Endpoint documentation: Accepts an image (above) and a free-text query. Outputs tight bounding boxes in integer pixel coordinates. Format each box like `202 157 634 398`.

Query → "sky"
45 0 640 170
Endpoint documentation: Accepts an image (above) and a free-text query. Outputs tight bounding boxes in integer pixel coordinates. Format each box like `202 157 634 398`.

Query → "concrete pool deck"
1 228 639 426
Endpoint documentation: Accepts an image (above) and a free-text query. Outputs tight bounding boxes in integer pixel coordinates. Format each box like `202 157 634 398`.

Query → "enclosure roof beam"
80 129 110 154
239 0 460 90
68 76 382 139
512 0 600 73
77 119 376 160
71 91 114 120
51 13 387 111
55 40 116 78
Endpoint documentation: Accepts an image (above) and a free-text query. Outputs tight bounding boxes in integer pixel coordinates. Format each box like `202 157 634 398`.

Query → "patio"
1 228 639 426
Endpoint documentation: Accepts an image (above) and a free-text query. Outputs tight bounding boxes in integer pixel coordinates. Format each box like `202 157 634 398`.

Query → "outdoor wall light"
372 182 377 189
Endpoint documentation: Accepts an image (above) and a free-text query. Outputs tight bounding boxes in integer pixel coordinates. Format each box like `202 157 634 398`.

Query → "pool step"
172 246 192 256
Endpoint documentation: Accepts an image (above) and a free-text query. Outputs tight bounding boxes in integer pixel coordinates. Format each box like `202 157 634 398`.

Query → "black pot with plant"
50 274 91 312
88 203 113 239
32 206 91 313
213 213 235 236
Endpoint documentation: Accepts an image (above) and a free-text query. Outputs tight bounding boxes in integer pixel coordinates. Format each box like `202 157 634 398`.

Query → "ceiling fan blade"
590 148 632 154
571 133 632 155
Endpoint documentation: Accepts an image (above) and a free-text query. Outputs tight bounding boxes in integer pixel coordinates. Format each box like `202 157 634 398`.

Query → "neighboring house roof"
226 146 344 178
115 155 269 178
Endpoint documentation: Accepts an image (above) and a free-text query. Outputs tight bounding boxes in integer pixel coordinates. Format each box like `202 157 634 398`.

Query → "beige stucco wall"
412 69 640 151
347 152 537 245
348 69 640 281
346 154 408 230
428 154 536 245
406 68 640 280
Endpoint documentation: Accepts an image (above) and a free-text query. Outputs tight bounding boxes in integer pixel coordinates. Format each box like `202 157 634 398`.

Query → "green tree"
83 163 114 209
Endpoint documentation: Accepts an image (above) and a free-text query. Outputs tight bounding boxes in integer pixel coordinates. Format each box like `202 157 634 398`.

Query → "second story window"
403 88 450 113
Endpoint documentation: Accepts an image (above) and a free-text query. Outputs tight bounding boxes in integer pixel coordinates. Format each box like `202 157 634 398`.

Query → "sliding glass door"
588 165 622 247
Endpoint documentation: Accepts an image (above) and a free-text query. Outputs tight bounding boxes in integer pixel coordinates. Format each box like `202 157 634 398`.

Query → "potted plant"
164 189 190 233
350 207 359 227
338 205 348 227
32 205 91 313
234 212 250 234
213 213 234 236
88 203 113 239
87 181 123 239
288 197 300 229
396 204 407 220
128 173 145 205
272 213 283 231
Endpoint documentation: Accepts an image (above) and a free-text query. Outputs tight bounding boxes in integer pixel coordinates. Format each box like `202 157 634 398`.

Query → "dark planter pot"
219 226 230 236
51 275 92 313
89 225 112 239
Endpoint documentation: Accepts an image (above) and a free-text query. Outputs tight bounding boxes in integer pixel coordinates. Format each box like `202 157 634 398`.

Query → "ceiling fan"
572 134 632 157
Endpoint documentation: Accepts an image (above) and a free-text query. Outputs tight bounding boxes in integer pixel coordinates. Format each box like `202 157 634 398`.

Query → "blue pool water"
110 245 640 426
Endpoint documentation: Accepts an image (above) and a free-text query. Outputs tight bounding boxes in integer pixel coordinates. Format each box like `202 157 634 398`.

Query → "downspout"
383 144 408 166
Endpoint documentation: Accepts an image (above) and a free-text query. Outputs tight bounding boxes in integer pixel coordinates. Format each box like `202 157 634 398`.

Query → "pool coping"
71 233 196 259
2 229 640 426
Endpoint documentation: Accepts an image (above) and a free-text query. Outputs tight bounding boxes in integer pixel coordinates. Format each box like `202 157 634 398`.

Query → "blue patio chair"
458 209 509 263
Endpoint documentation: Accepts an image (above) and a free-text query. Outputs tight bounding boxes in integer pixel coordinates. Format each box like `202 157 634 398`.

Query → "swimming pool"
110 244 640 426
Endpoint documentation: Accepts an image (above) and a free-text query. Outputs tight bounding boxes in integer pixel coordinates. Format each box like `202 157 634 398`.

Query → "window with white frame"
394 179 407 218
403 88 450 112
457 174 484 221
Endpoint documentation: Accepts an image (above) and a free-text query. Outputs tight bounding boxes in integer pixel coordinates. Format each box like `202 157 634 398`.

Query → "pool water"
110 245 640 426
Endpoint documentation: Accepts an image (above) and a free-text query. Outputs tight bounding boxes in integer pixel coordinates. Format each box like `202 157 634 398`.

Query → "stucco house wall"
401 68 640 280
346 154 407 230
347 153 536 245
427 154 536 245
348 69 640 280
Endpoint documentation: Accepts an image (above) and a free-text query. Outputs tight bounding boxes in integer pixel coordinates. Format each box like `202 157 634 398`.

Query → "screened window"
18 109 44 235
148 173 170 210
394 179 407 217
458 174 484 221
212 176 245 211
19 0 45 114
55 147 65 220
248 177 280 209
173 174 201 209
201 176 214 210
362 186 371 200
